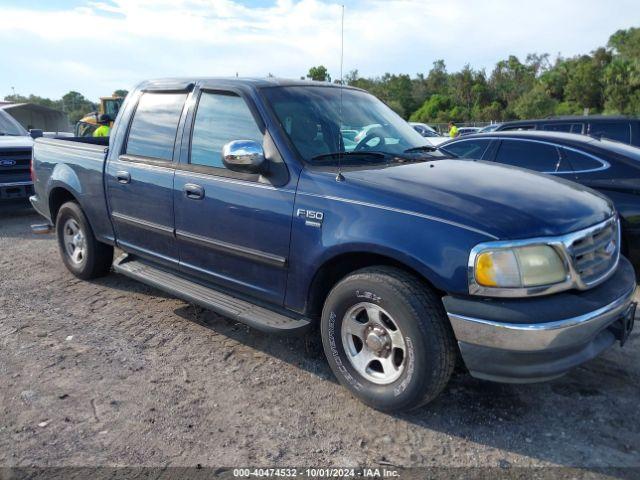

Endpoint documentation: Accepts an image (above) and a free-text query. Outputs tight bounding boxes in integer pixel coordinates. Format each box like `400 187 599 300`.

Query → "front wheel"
320 266 457 412
56 201 113 279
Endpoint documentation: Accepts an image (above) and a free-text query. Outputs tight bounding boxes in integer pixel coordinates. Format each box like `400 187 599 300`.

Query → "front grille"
0 148 32 184
567 217 620 286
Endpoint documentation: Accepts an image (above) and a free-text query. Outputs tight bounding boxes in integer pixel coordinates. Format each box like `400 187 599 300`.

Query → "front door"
174 89 294 305
106 91 188 265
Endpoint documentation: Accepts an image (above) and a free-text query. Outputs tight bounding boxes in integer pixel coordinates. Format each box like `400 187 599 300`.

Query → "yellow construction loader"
75 96 124 137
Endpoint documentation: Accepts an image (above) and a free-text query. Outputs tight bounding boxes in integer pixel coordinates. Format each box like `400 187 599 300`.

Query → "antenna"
336 4 345 182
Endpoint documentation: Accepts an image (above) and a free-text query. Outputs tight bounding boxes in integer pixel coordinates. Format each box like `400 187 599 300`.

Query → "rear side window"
562 148 607 172
190 92 263 169
588 122 630 144
441 139 491 159
495 140 564 172
542 123 583 134
126 92 187 161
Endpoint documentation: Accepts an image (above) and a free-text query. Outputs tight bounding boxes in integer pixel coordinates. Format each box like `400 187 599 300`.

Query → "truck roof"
136 77 363 92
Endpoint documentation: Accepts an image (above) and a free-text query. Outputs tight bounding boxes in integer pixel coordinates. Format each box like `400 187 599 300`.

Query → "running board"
113 255 312 335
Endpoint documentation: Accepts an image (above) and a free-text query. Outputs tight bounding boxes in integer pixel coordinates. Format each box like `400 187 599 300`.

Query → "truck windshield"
0 110 26 136
262 86 431 164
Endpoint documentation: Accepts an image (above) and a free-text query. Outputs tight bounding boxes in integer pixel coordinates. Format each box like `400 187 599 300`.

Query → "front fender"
284 193 492 312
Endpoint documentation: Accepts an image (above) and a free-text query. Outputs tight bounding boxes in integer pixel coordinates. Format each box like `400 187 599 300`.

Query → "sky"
1 0 639 101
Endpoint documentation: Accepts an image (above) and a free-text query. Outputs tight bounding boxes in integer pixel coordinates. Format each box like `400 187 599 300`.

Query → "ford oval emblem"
0 159 16 167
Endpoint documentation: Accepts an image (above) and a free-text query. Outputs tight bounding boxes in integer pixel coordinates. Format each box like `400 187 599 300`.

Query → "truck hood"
0 135 33 149
303 159 615 240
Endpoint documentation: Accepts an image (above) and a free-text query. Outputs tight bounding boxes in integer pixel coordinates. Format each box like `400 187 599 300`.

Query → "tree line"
3 27 638 126
2 89 129 124
307 27 640 124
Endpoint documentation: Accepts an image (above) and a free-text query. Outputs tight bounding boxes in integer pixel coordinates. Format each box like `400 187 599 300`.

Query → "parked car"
0 109 38 202
439 130 640 270
409 122 449 146
495 115 640 147
30 78 636 412
479 123 501 133
457 127 481 136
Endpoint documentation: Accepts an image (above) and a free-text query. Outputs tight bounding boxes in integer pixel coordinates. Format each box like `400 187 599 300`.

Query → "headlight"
471 244 568 293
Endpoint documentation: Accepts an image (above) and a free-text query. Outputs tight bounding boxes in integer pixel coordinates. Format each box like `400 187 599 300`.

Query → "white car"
409 122 449 146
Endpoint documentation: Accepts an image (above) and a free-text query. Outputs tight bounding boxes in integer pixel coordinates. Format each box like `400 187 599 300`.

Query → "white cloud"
0 0 638 100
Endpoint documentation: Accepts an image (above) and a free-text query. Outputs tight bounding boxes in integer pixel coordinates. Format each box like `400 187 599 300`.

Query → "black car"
440 130 640 269
495 115 640 147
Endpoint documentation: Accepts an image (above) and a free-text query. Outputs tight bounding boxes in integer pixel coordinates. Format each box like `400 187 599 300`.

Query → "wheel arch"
306 250 445 320
48 186 81 225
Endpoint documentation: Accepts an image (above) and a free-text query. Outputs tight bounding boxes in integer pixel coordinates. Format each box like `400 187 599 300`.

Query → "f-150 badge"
297 209 324 228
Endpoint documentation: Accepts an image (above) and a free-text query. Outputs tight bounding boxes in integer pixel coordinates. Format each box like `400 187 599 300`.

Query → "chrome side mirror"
222 140 266 174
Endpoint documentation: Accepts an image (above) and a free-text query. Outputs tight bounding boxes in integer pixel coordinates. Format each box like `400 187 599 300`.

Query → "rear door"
173 88 294 305
106 90 189 265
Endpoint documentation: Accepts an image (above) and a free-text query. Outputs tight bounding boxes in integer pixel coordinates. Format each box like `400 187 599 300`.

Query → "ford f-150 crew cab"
30 78 637 411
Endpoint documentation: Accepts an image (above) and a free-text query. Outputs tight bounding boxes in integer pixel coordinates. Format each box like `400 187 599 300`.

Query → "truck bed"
31 136 116 244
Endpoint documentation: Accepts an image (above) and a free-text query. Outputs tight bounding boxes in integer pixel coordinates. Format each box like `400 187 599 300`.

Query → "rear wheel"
320 266 457 412
56 201 113 279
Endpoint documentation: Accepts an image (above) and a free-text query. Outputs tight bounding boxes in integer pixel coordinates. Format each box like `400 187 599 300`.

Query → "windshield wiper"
403 145 436 153
310 151 387 162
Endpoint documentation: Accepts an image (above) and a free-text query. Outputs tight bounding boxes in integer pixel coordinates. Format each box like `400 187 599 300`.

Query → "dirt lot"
1 203 639 473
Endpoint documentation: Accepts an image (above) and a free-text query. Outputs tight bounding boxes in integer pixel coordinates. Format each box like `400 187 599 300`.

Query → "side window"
442 140 491 159
542 123 582 133
126 92 187 161
562 148 607 172
190 92 263 169
495 140 563 172
588 122 631 144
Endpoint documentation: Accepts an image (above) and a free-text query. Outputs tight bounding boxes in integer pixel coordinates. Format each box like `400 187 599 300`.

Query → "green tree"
513 85 557 118
608 27 640 61
489 55 537 112
307 66 331 82
113 89 129 98
425 60 448 94
60 91 97 123
563 56 605 112
409 94 453 123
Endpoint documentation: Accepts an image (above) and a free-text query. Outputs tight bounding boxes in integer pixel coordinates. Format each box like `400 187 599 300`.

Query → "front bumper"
444 256 637 383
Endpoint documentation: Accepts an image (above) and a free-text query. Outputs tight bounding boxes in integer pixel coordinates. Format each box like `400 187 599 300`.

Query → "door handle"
116 171 131 184
184 183 204 200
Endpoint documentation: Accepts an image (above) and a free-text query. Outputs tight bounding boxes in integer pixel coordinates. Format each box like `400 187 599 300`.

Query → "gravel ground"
1 203 639 474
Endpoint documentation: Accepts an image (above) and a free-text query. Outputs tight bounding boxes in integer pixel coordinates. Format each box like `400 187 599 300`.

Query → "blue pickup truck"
30 78 637 411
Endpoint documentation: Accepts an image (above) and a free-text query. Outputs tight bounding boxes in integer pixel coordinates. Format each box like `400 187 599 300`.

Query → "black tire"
320 266 457 412
56 201 113 279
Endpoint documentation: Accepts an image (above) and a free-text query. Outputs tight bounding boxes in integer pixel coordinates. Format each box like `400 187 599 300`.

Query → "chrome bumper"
444 257 637 383
448 287 636 352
